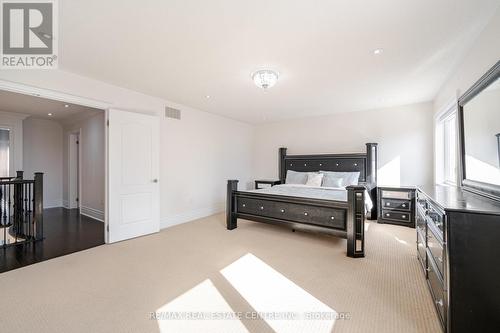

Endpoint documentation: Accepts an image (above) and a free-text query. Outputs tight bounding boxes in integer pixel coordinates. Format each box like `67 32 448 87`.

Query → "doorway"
68 132 80 210
0 129 10 177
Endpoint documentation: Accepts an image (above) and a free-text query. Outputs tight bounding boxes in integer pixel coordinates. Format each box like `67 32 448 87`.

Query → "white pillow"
320 171 360 187
305 173 324 187
285 170 309 184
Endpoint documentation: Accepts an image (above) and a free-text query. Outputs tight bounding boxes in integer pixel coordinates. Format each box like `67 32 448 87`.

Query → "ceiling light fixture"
252 69 279 90
64 104 70 108
205 95 211 99
373 48 384 55
47 113 53 116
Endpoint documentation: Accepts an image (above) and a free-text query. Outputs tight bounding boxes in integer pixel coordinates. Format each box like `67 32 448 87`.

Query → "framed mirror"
458 61 500 200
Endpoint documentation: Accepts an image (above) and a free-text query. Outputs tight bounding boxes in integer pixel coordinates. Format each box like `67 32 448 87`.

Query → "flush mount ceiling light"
64 104 70 108
373 48 384 55
252 69 279 90
47 113 53 116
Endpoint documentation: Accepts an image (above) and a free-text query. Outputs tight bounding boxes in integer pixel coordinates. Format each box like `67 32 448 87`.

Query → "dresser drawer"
427 251 446 327
381 209 411 223
427 204 445 238
416 207 426 234
427 224 444 278
381 198 411 211
417 228 427 273
237 198 346 230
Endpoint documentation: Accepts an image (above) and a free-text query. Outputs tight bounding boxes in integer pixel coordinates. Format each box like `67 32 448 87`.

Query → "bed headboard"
279 143 378 190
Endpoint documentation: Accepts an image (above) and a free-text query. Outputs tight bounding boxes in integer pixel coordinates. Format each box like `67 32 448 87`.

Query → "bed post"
226 180 238 230
366 143 378 220
279 147 287 184
346 185 366 258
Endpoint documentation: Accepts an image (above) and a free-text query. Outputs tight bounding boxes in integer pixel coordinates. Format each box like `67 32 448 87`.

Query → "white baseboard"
62 200 69 209
44 199 63 209
80 206 104 222
160 202 224 229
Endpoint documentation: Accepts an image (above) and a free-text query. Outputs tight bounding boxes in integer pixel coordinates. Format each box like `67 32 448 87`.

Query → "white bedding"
247 184 373 213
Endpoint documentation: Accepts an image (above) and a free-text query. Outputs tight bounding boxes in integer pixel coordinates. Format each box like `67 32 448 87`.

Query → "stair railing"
0 171 43 247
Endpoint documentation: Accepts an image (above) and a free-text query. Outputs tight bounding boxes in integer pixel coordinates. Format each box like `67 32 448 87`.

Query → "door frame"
0 79 114 242
67 130 82 210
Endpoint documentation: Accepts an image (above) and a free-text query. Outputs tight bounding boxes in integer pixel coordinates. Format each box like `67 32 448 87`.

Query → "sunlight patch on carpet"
155 279 248 333
221 253 337 333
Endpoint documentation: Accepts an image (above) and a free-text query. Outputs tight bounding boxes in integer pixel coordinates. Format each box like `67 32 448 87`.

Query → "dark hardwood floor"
0 207 104 273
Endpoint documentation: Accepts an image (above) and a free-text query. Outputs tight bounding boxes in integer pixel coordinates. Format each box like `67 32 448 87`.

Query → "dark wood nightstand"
377 187 416 228
254 180 281 190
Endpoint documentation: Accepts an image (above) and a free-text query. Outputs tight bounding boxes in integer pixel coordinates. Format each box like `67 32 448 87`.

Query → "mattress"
246 184 373 212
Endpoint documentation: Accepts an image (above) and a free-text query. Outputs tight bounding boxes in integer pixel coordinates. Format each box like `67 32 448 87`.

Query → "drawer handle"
330 216 335 220
386 202 391 206
402 204 406 208
435 299 444 307
304 212 308 216
386 213 390 217
402 215 406 219
260 206 264 210
242 204 246 207
280 209 285 213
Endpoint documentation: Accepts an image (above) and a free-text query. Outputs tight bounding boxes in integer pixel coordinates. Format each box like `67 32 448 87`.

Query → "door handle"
152 179 158 183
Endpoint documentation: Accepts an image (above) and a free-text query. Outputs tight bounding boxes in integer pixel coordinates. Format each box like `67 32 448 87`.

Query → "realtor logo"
1 0 58 68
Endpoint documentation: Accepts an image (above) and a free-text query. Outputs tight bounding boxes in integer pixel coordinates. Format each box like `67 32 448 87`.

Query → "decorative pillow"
320 171 360 187
305 173 324 187
285 170 308 185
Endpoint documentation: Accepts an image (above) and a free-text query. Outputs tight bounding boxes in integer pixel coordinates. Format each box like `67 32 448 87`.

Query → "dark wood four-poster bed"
226 143 378 258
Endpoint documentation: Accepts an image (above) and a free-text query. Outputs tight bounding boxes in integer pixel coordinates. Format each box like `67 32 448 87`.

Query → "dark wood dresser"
416 185 500 333
377 187 416 227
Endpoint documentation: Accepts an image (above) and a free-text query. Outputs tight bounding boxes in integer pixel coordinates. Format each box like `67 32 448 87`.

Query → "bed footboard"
226 180 366 258
346 185 366 258
226 180 238 230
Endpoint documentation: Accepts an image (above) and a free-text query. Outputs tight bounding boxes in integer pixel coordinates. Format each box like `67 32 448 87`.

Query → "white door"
107 109 160 243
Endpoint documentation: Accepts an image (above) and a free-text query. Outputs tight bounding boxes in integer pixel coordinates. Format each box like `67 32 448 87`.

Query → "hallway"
0 207 104 273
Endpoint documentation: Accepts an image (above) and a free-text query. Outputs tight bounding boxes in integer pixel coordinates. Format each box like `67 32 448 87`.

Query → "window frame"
435 101 458 185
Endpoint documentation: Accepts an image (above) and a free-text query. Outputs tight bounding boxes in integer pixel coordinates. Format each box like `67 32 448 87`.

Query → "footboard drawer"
237 198 346 230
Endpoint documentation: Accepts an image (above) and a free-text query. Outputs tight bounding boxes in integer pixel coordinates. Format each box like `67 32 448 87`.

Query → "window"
435 103 458 185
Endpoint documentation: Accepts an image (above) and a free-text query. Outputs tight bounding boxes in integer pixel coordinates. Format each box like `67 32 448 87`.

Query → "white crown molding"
0 79 112 110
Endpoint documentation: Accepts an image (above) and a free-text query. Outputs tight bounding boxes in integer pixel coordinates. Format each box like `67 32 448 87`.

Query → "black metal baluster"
2 184 5 247
24 182 27 239
29 182 32 239
7 184 12 245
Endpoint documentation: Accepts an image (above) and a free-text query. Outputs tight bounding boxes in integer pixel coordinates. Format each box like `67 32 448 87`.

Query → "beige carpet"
0 214 441 333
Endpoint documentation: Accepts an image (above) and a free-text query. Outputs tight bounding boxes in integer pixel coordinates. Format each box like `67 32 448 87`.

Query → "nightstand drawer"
381 198 411 211
381 190 411 200
381 209 410 222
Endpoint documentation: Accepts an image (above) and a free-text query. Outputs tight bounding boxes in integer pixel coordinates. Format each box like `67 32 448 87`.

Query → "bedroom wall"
23 117 63 208
434 7 500 112
0 69 254 229
253 102 434 187
62 112 106 220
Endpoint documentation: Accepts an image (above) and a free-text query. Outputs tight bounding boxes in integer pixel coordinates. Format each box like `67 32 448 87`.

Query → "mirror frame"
458 60 500 201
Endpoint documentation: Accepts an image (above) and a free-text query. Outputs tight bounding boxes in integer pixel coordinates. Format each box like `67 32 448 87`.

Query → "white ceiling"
59 0 500 123
0 90 102 123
